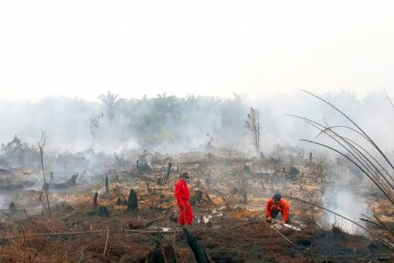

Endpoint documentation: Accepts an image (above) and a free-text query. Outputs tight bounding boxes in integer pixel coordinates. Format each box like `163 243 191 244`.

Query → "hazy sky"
1 1 394 102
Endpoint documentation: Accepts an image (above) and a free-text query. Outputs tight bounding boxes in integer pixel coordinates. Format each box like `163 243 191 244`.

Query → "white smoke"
322 189 371 234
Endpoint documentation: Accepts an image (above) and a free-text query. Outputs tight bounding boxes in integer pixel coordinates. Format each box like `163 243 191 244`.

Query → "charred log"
51 174 78 189
66 174 78 186
183 228 210 263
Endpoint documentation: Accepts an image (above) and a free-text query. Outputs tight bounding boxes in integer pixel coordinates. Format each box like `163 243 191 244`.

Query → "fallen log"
50 174 79 189
183 228 211 263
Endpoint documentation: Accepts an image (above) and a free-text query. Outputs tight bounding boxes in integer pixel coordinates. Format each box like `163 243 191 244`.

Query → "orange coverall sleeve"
175 183 185 205
266 198 273 218
281 201 290 222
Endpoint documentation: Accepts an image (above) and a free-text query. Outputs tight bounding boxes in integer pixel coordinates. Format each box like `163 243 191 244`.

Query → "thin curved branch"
300 139 394 206
301 90 394 173
286 114 394 194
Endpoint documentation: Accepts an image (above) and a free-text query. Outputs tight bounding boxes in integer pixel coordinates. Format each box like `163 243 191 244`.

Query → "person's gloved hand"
266 217 273 223
279 221 285 225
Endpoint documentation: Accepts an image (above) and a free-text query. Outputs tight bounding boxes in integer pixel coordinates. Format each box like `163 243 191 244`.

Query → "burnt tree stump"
93 192 98 209
126 189 138 213
9 202 17 211
243 191 248 204
164 162 172 183
105 174 109 192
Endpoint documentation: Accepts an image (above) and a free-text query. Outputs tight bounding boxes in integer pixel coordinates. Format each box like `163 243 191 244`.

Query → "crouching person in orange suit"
266 193 291 225
174 172 193 226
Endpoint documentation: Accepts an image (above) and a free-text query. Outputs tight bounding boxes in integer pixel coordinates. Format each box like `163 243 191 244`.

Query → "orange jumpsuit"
266 197 290 223
174 179 193 225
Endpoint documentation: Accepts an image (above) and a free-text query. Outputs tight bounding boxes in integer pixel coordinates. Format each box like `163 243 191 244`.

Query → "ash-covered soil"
0 148 393 263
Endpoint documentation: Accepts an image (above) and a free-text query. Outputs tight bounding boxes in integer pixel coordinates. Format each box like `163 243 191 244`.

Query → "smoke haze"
1 90 393 155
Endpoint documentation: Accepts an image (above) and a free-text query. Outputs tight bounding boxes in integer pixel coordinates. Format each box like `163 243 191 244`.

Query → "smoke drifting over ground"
322 189 371 234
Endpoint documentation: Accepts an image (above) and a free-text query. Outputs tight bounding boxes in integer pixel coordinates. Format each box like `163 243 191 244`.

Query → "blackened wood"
105 174 109 192
93 192 98 209
127 189 138 213
183 228 210 263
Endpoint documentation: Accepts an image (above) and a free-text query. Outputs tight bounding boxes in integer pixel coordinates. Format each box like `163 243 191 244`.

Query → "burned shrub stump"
116 197 127 206
288 166 299 181
98 205 110 217
190 190 203 207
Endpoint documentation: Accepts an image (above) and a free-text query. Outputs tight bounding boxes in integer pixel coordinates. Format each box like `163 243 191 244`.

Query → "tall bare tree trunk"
38 131 51 217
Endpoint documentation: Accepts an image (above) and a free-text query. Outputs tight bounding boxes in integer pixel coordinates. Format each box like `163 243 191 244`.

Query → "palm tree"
98 91 120 121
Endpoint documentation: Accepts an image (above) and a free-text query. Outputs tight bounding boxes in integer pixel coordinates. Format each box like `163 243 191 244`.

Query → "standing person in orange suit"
174 172 193 226
266 193 291 225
